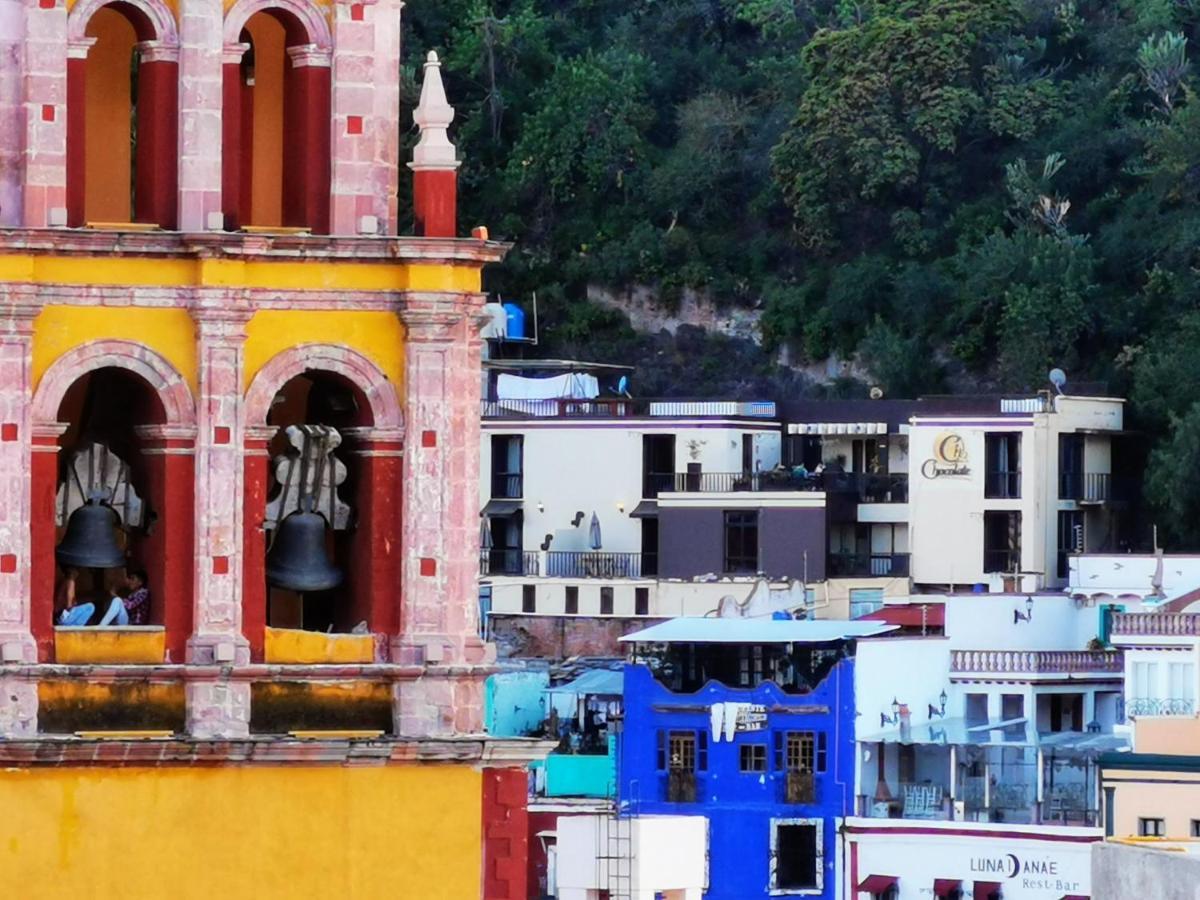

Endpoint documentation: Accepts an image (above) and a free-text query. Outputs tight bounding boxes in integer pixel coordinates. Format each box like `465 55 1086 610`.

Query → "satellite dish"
869 386 884 400
1049 368 1067 394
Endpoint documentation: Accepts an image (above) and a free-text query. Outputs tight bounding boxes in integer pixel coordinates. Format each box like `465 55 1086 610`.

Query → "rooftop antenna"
1048 368 1067 395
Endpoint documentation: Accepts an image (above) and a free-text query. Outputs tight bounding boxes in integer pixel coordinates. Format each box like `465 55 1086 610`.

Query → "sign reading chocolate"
921 432 970 479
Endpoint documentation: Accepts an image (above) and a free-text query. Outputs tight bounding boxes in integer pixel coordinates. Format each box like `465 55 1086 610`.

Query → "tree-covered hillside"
403 0 1200 545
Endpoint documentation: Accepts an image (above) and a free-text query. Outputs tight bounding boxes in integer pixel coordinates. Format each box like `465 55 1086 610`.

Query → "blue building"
616 617 895 899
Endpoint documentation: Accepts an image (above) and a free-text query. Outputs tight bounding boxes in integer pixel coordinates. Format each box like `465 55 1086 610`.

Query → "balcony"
783 770 816 804
482 398 775 419
983 549 1020 574
490 472 522 499
951 649 1123 676
651 471 824 494
827 552 910 578
667 769 697 803
546 551 642 579
1123 697 1197 717
825 472 908 503
479 549 540 577
1111 612 1200 637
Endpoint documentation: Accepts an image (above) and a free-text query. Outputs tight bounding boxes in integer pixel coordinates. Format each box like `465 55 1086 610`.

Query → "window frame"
564 585 579 615
769 817 823 895
1138 817 1166 837
724 510 760 574
739 743 768 773
521 584 536 614
599 586 614 616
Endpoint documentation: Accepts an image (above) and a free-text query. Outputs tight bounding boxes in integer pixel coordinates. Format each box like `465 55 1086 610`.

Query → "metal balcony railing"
482 398 775 419
951 649 1123 675
1124 697 1197 717
1112 612 1200 636
1059 472 1113 503
983 549 1020 574
984 471 1021 499
479 550 540 577
545 551 642 579
827 552 910 578
667 769 697 803
490 472 522 499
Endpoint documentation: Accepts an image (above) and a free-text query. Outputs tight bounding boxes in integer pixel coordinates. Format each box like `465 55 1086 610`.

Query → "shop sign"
921 432 970 479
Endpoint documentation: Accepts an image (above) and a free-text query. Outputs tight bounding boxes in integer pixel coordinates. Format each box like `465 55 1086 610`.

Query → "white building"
845 592 1128 899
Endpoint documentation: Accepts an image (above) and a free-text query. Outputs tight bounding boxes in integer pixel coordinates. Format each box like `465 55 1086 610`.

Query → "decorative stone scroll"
265 425 351 531
55 442 146 528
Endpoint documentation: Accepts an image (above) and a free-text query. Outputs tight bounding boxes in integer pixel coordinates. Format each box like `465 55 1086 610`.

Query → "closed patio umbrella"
589 512 602 550
480 516 493 550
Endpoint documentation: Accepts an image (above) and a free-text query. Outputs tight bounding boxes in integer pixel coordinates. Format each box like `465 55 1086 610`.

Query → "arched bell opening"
68 1 179 228
221 6 331 232
50 369 164 632
261 371 373 639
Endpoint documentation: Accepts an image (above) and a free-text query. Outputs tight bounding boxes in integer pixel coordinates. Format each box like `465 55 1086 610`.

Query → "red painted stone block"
421 430 437 448
0 423 17 442
350 3 364 19
40 105 54 122
419 558 436 577
0 555 16 574
213 426 231 445
37 0 53 9
347 115 363 135
212 556 229 575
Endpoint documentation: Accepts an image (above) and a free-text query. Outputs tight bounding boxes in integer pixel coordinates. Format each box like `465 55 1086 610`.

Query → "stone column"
177 0 224 231
29 421 65 662
0 306 39 735
23 0 68 226
188 304 251 665
330 0 401 235
283 45 332 233
133 41 180 229
393 293 492 737
0 0 25 226
187 304 251 738
241 424 273 662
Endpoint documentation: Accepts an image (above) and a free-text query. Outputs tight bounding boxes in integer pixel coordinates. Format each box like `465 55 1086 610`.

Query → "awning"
481 499 523 516
973 883 1001 900
858 875 899 892
629 499 658 518
788 421 888 435
1059 895 1089 900
934 879 962 897
621 617 898 645
862 603 945 629
546 668 623 698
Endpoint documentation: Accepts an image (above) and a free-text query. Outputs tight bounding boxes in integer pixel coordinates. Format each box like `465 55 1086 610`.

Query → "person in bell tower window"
100 567 150 626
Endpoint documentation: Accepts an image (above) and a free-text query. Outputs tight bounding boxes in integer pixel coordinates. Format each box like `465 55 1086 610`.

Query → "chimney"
409 51 460 238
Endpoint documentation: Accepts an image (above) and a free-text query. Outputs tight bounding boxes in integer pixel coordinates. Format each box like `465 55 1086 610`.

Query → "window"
984 432 1021 498
1139 817 1166 837
490 435 523 498
564 586 578 615
1057 510 1084 580
740 744 767 772
849 588 884 619
599 587 614 616
983 511 1021 574
1192 820 1200 838
774 731 827 773
657 730 707 772
724 511 759 574
521 584 535 614
642 434 676 497
1059 434 1084 499
1001 694 1024 720
635 587 649 616
965 693 988 726
771 819 822 892
1169 662 1196 713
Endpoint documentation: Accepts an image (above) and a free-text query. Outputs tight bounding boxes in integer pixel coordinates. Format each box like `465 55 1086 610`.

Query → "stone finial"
410 51 460 171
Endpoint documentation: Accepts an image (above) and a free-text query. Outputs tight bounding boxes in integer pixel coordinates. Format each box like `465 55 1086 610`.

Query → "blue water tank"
502 302 525 339
972 582 987 593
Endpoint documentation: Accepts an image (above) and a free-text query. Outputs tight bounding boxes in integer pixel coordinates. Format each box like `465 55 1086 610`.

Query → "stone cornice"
0 736 558 768
0 662 500 682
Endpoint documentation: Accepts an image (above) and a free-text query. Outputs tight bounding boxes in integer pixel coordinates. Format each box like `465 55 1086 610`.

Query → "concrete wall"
1092 840 1200 900
485 670 549 737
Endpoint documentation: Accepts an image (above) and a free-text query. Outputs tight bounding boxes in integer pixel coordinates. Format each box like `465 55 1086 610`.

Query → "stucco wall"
0 764 483 899
1092 840 1200 900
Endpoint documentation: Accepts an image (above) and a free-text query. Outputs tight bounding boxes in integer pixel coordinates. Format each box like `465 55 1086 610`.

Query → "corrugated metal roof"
618 617 897 644
546 669 624 697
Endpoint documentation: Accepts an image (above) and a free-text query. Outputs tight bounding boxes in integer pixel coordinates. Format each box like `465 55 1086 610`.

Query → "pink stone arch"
68 0 180 45
31 340 196 426
223 0 333 49
244 344 404 430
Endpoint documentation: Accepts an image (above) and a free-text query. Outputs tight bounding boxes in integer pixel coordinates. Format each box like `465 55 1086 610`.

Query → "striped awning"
786 421 888 435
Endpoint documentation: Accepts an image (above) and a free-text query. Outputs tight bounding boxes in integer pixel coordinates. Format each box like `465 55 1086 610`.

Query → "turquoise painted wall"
485 671 550 737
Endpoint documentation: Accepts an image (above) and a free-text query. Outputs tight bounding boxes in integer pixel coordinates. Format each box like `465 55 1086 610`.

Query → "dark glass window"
635 587 649 616
740 744 767 772
984 432 1021 499
564 586 578 615
521 584 535 613
724 510 759 574
774 823 819 890
600 587 614 615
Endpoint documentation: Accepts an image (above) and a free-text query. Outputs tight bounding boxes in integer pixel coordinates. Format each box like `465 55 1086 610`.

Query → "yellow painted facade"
54 627 167 665
33 305 198 392
263 625 376 664
0 255 483 293
0 764 482 899
244 310 406 391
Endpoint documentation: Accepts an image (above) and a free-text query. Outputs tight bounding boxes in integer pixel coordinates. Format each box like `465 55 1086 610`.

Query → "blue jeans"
98 597 129 627
59 603 95 626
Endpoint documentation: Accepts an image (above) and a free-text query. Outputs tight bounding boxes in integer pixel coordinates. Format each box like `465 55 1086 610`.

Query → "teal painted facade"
485 670 549 737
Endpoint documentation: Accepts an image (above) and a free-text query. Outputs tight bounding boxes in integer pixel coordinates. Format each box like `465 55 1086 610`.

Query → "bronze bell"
266 509 343 592
56 497 126 570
